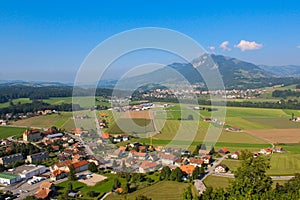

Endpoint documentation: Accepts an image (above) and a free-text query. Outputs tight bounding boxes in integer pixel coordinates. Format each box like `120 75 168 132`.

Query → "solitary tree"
88 162 98 173
68 164 76 181
113 178 121 190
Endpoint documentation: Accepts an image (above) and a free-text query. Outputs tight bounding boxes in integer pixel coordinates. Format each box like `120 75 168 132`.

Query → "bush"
87 191 99 197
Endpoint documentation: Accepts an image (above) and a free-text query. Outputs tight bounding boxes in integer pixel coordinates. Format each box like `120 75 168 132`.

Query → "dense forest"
0 85 118 103
0 101 81 119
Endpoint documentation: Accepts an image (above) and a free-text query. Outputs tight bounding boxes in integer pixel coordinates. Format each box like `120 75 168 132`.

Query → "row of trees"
0 85 126 104
0 101 81 119
272 89 300 98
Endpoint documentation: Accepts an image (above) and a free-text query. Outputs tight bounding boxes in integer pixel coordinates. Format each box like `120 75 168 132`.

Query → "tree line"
272 89 300 98
0 101 81 119
0 85 121 104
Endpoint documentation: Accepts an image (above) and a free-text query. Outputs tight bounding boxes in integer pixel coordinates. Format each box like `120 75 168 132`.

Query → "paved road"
100 191 112 200
93 109 102 138
211 171 294 181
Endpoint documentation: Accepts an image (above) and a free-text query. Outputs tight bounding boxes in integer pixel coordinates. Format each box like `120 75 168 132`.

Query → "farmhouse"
260 148 273 155
0 172 21 185
274 146 283 153
218 147 230 155
73 128 88 137
231 152 239 159
23 129 42 142
215 164 228 173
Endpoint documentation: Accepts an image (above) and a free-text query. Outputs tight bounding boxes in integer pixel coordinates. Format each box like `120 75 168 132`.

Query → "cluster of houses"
4 109 58 121
135 88 264 101
102 142 214 178
110 103 155 112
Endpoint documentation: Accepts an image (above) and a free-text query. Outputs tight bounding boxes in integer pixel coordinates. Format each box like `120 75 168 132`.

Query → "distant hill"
258 65 300 78
117 54 300 90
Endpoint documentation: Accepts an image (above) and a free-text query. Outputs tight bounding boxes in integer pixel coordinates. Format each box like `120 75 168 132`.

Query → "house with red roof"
139 160 160 173
218 147 229 155
189 158 204 167
180 165 195 175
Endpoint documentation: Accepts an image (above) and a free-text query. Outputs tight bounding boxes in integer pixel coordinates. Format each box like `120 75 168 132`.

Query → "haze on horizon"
0 0 300 83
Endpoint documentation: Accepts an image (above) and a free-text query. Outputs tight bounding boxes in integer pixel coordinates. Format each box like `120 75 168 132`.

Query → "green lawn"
221 159 241 173
106 181 196 200
203 175 231 190
56 174 126 199
0 126 26 139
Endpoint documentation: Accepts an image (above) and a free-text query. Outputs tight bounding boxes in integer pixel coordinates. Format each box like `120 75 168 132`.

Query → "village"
0 116 286 199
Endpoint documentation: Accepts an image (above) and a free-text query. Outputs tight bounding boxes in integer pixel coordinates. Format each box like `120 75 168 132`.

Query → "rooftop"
8 164 45 175
0 172 19 179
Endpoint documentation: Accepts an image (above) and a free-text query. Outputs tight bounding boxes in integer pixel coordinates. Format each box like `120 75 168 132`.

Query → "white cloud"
219 41 231 51
208 46 215 53
235 40 263 51
297 45 300 48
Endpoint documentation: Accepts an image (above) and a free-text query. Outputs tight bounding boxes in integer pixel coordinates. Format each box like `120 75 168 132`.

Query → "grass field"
107 118 154 134
0 98 32 108
268 153 300 175
246 118 300 129
203 175 288 190
106 181 196 200
0 126 26 139
203 175 231 190
220 153 300 176
221 159 241 173
12 112 72 128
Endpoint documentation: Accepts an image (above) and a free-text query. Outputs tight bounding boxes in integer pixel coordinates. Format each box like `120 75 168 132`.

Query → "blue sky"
1 0 300 82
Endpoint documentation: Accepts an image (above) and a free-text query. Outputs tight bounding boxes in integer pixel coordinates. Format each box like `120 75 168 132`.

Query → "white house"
215 164 228 173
